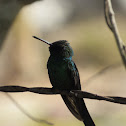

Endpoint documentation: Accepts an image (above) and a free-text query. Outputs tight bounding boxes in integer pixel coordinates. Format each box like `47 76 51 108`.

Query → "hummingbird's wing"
61 60 95 126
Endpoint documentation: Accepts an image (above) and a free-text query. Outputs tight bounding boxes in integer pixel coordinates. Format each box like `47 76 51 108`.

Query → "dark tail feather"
82 105 95 126
83 120 95 126
61 95 95 126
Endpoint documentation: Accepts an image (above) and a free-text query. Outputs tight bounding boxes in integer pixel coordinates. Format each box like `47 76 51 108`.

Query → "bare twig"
104 0 126 68
0 86 126 104
5 93 53 125
84 63 120 86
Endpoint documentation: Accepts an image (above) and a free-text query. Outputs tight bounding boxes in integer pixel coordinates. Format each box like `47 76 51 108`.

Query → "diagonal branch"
84 63 120 87
5 93 53 125
0 85 126 104
104 0 126 68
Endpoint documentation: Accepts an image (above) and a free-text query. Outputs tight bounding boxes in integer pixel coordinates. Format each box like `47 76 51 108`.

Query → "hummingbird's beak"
33 36 52 45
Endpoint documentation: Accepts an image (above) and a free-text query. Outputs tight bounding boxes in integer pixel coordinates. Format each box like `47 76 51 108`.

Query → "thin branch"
104 0 126 68
5 93 53 125
84 63 120 86
104 0 113 31
0 86 126 104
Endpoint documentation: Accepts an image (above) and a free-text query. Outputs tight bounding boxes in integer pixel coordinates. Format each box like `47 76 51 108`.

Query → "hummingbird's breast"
47 56 74 90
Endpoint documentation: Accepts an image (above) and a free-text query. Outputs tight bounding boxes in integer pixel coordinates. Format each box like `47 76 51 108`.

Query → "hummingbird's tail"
61 95 95 126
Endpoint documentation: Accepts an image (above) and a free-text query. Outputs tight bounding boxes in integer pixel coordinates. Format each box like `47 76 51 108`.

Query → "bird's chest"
47 57 73 89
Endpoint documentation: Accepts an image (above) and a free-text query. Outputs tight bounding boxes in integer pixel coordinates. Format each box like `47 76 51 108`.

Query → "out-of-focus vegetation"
0 0 126 126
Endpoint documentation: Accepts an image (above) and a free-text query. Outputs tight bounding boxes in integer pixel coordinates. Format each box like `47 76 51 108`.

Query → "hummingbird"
33 36 95 126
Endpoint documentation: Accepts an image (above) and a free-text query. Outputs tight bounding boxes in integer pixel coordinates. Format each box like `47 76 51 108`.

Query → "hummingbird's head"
49 40 73 58
33 36 74 58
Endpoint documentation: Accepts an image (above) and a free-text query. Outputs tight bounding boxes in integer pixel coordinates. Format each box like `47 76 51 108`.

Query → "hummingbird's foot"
51 87 60 93
51 87 57 90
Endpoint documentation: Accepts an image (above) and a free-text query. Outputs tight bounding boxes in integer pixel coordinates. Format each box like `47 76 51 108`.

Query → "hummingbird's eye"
61 46 65 50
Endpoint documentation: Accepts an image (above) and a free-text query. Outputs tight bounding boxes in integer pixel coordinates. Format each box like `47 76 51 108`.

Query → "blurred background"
0 0 126 126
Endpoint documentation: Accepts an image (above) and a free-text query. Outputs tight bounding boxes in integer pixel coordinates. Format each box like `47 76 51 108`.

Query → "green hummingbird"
33 36 95 126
